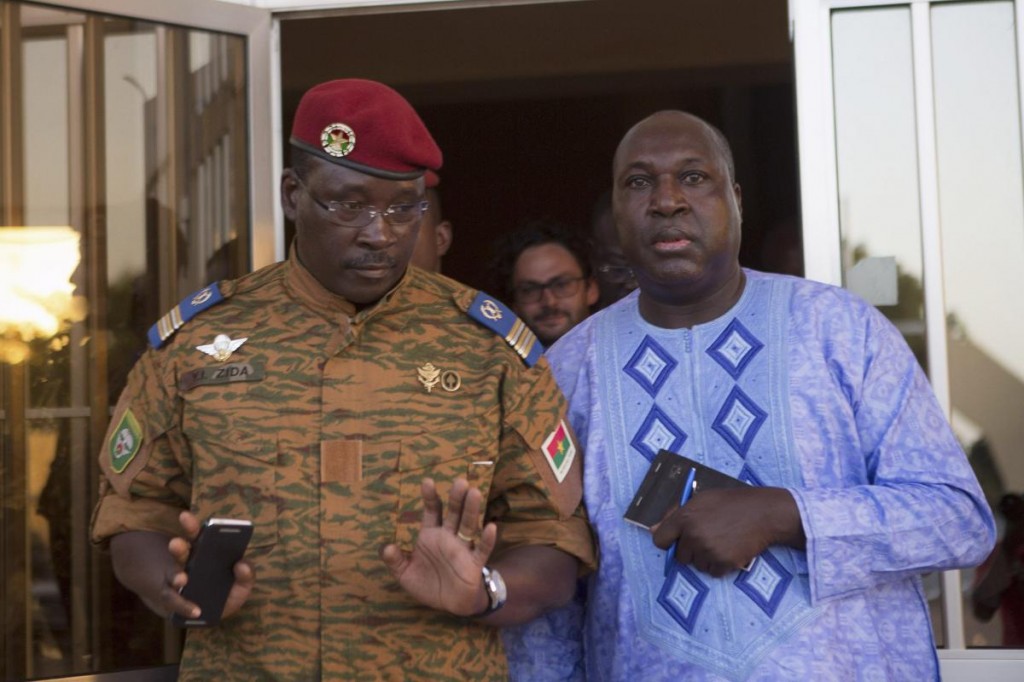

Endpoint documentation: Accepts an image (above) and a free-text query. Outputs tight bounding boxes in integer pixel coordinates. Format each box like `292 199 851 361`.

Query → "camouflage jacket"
90 252 596 681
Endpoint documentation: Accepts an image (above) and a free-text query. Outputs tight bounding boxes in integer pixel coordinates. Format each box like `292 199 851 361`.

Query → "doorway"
277 0 800 291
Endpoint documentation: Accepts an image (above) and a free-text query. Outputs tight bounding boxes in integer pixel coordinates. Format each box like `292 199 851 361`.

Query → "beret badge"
320 122 356 158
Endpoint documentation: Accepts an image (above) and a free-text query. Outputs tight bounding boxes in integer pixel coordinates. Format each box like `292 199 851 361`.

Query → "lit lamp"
0 226 84 364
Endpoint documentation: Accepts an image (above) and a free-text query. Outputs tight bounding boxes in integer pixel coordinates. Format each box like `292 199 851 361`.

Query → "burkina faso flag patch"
108 409 143 474
541 419 576 483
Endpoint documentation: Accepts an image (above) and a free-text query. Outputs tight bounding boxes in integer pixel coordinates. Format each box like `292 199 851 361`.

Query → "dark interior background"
279 0 801 292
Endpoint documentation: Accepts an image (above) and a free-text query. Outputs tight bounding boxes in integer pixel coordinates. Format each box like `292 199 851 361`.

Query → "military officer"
91 78 595 681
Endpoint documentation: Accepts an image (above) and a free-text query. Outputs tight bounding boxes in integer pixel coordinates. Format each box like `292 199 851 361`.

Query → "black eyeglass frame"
513 275 587 305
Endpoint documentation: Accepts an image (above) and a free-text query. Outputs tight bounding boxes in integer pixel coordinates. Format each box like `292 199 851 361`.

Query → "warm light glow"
0 226 84 363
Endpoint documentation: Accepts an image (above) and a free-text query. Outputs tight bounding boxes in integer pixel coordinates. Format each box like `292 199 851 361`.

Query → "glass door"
791 0 1024 677
0 0 272 678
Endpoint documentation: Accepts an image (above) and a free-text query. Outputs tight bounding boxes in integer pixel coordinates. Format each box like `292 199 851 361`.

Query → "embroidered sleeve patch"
541 419 577 483
108 409 143 474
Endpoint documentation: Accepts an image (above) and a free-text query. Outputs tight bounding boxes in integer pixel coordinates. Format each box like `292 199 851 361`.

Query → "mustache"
343 252 396 268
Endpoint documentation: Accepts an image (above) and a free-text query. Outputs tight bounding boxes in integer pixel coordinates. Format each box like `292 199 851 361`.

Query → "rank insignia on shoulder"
467 291 544 367
147 283 226 348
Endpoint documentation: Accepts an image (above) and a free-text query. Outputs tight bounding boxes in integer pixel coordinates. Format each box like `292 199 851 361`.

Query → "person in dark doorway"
410 186 453 273
588 191 637 311
89 78 595 680
491 219 598 347
526 110 994 680
972 492 1024 646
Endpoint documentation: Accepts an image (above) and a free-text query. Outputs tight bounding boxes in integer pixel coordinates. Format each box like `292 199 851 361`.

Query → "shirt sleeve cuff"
90 493 184 549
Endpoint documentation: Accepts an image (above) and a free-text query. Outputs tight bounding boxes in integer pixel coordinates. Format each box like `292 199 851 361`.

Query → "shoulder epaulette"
466 291 545 367
147 282 226 349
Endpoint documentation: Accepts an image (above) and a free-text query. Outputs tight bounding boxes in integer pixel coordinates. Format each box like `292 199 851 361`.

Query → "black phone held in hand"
171 517 253 628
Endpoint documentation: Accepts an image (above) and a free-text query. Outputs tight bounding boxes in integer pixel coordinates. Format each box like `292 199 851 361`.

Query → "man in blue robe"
528 110 995 680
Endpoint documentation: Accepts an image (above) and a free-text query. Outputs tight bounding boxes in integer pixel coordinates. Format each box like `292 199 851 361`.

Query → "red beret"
290 79 442 181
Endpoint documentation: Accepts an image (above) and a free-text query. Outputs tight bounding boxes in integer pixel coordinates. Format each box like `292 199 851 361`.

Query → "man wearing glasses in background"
491 219 599 347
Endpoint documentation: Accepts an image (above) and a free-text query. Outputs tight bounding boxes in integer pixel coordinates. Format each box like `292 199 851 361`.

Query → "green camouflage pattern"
91 252 596 681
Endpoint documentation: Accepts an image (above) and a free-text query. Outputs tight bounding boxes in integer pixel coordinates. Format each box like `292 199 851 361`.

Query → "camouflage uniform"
90 251 596 681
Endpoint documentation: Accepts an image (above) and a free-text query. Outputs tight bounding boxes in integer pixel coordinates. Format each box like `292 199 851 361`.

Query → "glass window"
831 5 943 644
1 2 250 678
831 6 929 372
930 0 1024 649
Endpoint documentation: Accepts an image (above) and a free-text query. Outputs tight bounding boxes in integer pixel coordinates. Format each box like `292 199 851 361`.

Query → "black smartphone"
171 517 253 628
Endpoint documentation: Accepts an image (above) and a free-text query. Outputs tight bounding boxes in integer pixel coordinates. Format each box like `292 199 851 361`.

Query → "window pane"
930 0 1024 649
20 6 83 678
23 29 68 227
2 2 251 678
100 21 171 673
831 5 942 645
105 22 159 390
831 6 929 372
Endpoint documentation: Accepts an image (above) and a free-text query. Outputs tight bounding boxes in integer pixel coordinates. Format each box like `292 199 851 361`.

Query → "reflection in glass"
19 7 80 678
102 18 170 674
930 0 1024 649
831 6 940 645
105 22 159 390
2 1 251 677
831 7 929 373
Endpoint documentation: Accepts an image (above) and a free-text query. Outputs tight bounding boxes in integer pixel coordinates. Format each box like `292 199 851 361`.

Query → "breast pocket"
189 437 279 550
182 383 280 550
394 432 497 552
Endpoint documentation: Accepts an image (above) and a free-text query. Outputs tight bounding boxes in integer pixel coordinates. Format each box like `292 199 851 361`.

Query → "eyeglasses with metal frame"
513 276 586 305
295 175 429 229
596 263 636 284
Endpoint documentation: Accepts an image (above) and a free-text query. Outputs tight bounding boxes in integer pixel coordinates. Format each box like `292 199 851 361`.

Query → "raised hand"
380 477 498 616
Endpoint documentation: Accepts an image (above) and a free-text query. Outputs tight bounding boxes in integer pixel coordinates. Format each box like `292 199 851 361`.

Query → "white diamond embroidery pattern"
660 567 709 633
707 318 764 379
712 387 767 457
722 401 757 442
748 559 782 601
720 332 753 367
637 349 669 385
632 406 687 461
641 419 680 453
734 552 792 618
625 336 677 397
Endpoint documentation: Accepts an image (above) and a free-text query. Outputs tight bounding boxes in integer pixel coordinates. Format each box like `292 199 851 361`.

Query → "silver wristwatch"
478 565 507 616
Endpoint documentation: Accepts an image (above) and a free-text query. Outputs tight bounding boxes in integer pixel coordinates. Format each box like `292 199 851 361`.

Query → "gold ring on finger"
456 530 474 544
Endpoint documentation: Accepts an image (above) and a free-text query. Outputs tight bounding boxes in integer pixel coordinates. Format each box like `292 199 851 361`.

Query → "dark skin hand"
652 486 806 577
381 477 579 625
112 480 573 626
110 510 255 621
